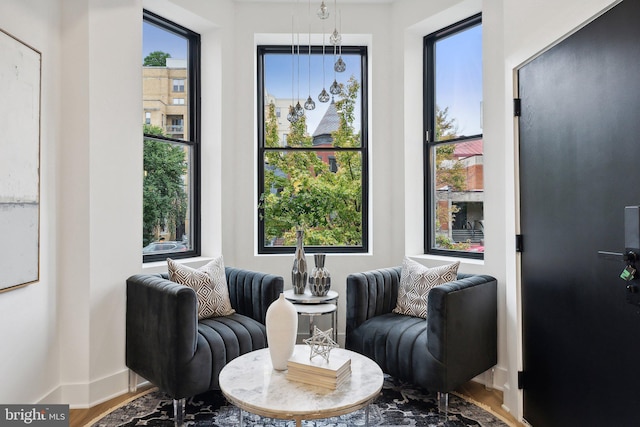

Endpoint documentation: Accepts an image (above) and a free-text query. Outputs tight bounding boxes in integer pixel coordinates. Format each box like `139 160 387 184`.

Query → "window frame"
142 9 201 263
256 44 369 255
424 13 483 260
173 79 185 92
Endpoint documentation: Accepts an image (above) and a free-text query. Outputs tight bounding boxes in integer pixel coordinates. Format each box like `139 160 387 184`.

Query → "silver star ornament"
303 326 338 362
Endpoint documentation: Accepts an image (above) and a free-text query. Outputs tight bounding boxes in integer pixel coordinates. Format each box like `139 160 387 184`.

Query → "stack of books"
286 350 352 390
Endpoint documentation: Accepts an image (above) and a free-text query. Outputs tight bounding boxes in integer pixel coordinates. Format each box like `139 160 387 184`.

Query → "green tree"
144 51 171 66
143 124 188 246
433 106 470 250
261 77 363 247
435 105 466 191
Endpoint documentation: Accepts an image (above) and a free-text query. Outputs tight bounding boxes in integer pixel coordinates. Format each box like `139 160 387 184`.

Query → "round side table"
284 289 339 341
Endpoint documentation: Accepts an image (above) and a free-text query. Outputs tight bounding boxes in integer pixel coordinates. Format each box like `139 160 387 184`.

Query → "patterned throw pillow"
167 256 235 319
392 257 460 318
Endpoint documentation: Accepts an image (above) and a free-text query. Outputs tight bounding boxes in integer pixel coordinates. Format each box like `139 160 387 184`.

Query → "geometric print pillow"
392 257 460 319
167 256 235 319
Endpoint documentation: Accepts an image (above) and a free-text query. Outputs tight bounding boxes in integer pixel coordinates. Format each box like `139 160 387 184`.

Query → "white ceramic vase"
265 293 298 370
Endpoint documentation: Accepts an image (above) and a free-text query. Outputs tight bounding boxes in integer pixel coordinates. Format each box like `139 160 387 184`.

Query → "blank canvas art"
0 29 41 292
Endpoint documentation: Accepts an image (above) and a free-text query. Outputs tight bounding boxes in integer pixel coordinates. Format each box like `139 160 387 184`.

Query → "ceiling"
233 0 394 3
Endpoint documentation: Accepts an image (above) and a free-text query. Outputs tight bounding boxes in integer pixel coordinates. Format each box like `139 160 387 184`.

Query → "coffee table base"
236 402 372 427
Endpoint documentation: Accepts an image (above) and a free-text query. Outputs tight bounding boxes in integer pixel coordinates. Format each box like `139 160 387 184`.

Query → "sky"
435 23 483 138
143 21 188 61
143 18 483 140
264 49 362 134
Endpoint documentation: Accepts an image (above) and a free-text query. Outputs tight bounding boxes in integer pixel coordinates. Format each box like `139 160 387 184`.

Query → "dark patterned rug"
91 376 511 427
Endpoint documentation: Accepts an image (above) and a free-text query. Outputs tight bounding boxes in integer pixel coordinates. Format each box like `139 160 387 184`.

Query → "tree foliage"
433 106 471 250
261 77 362 247
144 51 171 66
435 106 466 191
143 124 188 246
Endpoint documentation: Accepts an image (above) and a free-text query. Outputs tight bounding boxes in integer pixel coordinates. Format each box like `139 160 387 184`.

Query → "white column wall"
56 0 144 407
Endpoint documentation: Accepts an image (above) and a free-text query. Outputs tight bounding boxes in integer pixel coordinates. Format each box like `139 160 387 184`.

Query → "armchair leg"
173 398 186 427
128 370 138 393
437 392 449 419
485 366 495 391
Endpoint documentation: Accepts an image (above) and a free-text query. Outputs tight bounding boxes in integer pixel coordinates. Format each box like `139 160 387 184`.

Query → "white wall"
0 0 624 421
0 0 61 405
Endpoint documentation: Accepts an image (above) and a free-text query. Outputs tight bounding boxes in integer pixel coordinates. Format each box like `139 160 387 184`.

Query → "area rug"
91 376 511 427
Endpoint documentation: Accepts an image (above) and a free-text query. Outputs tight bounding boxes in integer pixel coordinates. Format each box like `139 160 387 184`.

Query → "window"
424 14 483 258
173 79 185 92
142 10 200 262
257 45 368 254
173 98 185 105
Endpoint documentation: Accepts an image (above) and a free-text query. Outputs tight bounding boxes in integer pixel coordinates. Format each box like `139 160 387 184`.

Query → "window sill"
141 256 214 274
256 251 373 257
408 253 485 267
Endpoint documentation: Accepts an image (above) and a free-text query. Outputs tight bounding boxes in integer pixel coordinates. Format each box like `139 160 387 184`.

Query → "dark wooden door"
519 2 640 426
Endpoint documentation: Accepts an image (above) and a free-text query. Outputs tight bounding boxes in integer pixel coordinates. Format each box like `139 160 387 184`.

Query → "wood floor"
69 380 525 427
455 381 525 427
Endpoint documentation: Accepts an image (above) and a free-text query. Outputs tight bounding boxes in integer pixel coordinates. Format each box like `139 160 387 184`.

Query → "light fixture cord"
291 13 295 106
333 0 337 80
339 9 342 56
297 0 301 104
308 0 311 96
322 22 325 88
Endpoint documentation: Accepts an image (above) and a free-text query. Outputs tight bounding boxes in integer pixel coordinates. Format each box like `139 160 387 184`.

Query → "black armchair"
345 267 497 412
126 266 283 426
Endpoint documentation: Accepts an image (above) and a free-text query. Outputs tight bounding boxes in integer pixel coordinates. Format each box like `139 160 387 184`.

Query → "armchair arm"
426 274 498 389
346 267 402 339
225 267 283 324
126 274 198 394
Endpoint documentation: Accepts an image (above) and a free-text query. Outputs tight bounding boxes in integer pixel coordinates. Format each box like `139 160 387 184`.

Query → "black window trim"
143 9 202 263
424 13 483 260
257 44 369 254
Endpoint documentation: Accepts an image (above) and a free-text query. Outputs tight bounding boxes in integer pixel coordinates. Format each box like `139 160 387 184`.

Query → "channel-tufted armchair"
126 266 283 426
345 266 497 413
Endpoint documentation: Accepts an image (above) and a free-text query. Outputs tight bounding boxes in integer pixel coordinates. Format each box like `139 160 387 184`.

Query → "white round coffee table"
219 345 383 427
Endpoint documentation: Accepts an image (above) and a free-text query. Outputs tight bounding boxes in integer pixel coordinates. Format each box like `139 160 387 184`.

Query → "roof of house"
312 98 340 139
453 139 483 157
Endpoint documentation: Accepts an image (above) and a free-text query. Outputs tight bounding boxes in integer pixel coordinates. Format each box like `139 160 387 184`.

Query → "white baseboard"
472 365 508 392
41 356 510 411
493 365 509 392
38 369 138 409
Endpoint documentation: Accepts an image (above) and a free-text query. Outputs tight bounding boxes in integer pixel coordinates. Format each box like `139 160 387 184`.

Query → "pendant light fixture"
317 0 329 19
329 0 341 95
289 0 342 110
334 6 346 73
318 22 330 103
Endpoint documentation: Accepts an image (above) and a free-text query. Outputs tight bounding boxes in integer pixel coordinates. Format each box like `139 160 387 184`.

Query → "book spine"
286 364 350 378
286 373 339 390
286 360 351 377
